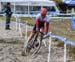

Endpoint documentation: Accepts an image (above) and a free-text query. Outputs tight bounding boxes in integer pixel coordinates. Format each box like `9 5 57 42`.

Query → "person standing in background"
4 2 12 30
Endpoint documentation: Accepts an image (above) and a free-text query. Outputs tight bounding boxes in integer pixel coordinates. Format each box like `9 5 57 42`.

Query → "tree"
52 0 62 3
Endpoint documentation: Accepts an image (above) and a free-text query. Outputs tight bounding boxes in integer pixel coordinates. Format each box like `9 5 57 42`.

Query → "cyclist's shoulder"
36 13 41 18
45 15 50 22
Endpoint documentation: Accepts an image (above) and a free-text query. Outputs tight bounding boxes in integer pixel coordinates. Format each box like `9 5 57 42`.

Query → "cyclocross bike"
22 31 44 56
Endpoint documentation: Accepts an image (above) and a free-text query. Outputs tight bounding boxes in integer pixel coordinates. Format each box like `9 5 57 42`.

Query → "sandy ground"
0 19 64 62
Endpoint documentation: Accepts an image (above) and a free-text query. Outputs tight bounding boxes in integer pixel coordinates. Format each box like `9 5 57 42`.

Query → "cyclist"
27 7 50 49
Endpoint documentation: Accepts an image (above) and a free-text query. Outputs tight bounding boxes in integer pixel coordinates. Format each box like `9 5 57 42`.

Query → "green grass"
49 20 75 41
0 16 6 20
0 16 16 21
0 16 35 26
20 17 35 26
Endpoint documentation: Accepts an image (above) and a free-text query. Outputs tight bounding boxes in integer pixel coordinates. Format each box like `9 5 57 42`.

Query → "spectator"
4 2 12 30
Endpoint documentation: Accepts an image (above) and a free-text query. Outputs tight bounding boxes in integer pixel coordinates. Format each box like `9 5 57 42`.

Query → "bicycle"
22 31 44 56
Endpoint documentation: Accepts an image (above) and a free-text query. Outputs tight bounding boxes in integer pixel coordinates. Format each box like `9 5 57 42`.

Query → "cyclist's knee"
30 31 36 37
40 28 44 33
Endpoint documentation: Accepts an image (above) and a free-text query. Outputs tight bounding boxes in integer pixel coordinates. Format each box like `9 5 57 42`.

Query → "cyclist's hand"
43 32 47 35
43 32 49 38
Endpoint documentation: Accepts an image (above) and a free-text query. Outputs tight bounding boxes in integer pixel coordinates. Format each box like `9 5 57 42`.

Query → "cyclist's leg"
27 25 38 49
33 27 44 47
40 27 44 42
33 32 39 48
27 25 36 43
39 27 44 46
34 32 39 41
27 32 35 43
33 27 44 54
22 31 35 56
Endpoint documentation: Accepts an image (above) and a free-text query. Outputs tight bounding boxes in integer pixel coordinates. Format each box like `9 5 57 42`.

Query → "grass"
0 16 16 21
49 20 75 41
0 16 35 26
20 17 35 26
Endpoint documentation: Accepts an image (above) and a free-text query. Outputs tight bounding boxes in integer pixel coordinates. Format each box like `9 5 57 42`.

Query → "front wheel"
21 39 34 56
22 32 43 56
24 39 42 56
29 32 43 55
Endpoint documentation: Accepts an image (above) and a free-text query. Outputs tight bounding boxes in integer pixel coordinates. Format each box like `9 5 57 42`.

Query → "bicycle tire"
26 39 41 55
22 34 42 56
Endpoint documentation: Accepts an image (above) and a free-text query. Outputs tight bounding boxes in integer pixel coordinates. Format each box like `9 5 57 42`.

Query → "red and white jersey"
36 13 50 23
35 13 50 33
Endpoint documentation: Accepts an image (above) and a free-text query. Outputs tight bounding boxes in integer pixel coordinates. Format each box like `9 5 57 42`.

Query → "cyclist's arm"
45 21 49 34
36 18 40 29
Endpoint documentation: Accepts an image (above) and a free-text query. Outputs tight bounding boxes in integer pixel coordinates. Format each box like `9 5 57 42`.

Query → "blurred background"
0 0 75 16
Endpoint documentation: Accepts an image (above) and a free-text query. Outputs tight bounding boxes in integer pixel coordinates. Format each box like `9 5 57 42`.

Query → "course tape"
44 32 75 46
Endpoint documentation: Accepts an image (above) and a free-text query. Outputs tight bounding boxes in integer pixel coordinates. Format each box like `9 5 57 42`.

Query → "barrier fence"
43 32 75 62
